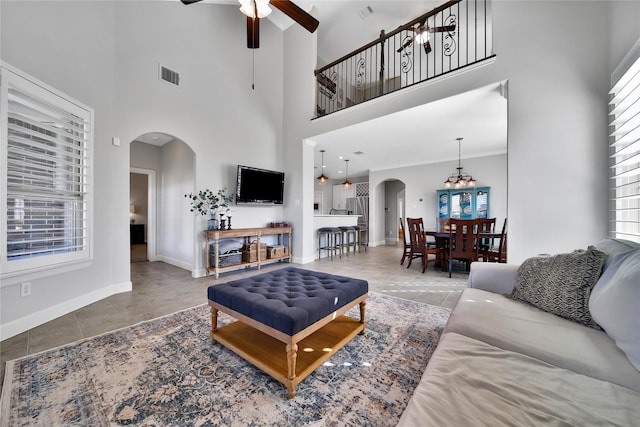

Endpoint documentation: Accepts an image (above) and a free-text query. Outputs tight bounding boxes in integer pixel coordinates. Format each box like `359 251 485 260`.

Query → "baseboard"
0 280 132 341
369 240 386 247
192 268 207 278
294 255 316 264
157 255 192 272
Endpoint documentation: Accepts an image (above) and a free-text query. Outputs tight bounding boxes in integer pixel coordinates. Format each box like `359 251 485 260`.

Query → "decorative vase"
220 219 226 230
207 217 219 230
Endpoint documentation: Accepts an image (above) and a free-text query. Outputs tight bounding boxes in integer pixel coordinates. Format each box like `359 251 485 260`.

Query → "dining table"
425 230 504 270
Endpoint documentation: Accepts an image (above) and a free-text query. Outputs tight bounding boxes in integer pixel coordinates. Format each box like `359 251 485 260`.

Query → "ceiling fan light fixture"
414 27 429 44
239 0 272 18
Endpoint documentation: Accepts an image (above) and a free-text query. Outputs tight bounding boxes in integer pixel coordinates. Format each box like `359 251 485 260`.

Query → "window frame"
608 39 640 243
1 63 94 283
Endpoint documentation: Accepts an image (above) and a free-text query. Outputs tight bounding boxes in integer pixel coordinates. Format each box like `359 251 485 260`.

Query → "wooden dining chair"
438 218 451 232
447 218 480 278
476 218 496 251
479 218 507 263
406 217 444 273
399 217 412 265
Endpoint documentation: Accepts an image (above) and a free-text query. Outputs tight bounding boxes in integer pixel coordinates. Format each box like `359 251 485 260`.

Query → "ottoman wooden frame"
208 274 367 398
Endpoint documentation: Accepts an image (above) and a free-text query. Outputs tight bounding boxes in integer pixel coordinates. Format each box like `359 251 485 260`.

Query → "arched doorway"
129 133 195 271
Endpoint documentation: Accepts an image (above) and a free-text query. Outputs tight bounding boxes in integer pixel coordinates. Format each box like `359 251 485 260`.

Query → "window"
1 65 93 279
609 45 640 243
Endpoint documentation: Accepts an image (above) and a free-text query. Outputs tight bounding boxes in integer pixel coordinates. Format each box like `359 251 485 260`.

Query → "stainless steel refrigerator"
347 196 369 228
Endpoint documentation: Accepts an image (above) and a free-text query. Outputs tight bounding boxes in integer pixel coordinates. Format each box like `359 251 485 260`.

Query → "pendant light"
444 137 476 188
317 149 329 184
342 159 352 189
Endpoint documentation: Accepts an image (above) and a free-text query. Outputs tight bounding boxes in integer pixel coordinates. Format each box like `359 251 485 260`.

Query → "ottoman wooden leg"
358 301 367 335
286 342 298 398
210 307 218 344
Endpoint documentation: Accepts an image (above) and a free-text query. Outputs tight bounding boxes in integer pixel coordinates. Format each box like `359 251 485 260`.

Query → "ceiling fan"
180 0 319 49
397 19 456 55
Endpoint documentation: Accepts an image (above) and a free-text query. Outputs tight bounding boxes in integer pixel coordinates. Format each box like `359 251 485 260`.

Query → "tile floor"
0 244 470 386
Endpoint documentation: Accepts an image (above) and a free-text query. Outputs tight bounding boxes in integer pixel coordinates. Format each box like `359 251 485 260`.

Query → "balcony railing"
314 0 494 118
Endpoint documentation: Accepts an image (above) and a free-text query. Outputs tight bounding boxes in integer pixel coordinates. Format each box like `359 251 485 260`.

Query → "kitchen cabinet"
332 184 355 210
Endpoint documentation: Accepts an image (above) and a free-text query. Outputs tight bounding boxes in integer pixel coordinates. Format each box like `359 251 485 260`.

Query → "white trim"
0 62 94 281
295 255 316 264
0 280 132 341
130 167 157 262
157 255 192 272
0 260 93 287
612 37 640 86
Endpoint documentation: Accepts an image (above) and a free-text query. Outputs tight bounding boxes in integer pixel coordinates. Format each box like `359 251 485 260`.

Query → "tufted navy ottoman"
207 267 368 398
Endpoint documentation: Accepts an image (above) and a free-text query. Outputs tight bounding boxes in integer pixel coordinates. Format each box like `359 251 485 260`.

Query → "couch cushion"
595 238 640 269
590 248 640 372
398 332 640 427
510 247 606 329
444 288 640 392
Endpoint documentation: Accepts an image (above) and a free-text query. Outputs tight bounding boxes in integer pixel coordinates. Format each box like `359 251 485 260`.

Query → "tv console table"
205 226 292 279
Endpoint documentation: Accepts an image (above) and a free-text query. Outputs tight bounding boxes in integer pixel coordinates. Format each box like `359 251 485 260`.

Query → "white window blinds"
1 65 93 278
609 53 640 242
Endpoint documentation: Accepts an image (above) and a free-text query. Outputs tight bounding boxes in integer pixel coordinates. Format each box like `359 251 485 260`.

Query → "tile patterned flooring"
0 244 470 386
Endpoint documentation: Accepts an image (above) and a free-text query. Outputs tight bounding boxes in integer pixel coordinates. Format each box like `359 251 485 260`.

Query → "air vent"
159 65 180 86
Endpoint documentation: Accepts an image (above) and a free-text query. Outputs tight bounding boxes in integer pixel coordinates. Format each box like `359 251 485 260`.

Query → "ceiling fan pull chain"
252 48 255 90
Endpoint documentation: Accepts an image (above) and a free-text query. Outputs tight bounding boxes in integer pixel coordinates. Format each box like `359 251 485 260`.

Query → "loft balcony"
314 0 495 118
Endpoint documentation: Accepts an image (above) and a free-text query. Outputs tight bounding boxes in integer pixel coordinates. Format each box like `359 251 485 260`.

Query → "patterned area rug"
0 292 450 426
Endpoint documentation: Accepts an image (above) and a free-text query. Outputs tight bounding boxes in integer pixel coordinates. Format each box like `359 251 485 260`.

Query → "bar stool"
354 225 368 253
318 227 342 260
339 226 358 256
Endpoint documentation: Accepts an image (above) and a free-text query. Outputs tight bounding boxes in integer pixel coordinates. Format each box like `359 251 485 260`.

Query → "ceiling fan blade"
247 16 260 49
271 0 319 33
180 0 203 4
397 38 414 53
423 40 432 55
429 24 456 33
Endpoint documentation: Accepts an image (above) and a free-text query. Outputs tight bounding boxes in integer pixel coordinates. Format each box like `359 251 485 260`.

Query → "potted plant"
185 188 234 230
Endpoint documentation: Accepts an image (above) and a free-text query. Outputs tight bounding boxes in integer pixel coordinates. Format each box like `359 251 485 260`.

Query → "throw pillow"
589 249 640 372
510 247 607 329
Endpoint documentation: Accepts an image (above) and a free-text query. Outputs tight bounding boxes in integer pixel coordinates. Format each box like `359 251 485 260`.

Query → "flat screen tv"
236 165 285 205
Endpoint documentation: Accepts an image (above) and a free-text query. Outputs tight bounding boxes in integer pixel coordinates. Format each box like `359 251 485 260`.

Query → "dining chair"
476 217 496 251
406 217 444 273
479 218 507 263
399 217 412 265
437 218 451 232
447 218 480 278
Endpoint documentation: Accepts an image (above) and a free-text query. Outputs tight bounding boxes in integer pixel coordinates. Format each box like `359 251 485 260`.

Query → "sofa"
398 238 640 426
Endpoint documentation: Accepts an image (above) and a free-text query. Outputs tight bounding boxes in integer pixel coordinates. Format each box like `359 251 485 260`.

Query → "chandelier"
444 137 476 188
317 149 328 184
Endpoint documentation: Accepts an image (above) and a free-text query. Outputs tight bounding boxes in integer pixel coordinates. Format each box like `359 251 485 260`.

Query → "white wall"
371 154 507 246
2 0 639 338
159 140 195 270
287 1 632 264
0 2 124 339
0 1 286 338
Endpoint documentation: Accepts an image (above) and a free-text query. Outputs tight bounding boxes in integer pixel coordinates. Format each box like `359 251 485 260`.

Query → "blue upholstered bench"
207 267 368 398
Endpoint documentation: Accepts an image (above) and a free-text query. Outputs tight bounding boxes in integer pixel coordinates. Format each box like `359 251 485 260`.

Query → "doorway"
129 168 157 263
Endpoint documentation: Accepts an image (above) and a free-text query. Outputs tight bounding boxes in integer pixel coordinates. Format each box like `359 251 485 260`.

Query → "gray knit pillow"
511 247 607 329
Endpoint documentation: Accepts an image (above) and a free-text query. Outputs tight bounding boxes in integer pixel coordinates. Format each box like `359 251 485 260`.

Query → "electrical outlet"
20 282 32 297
